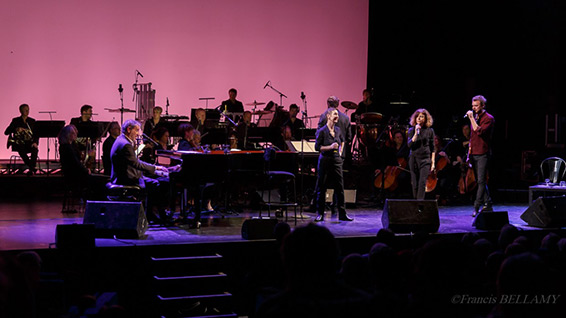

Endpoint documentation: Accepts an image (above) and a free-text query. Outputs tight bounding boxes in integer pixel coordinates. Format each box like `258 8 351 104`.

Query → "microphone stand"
217 109 237 147
266 82 287 107
118 84 125 125
299 93 309 218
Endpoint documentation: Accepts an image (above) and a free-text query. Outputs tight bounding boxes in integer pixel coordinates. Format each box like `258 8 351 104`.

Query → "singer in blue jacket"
407 108 436 200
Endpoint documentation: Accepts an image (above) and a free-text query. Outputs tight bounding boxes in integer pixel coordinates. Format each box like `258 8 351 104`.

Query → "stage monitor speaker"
521 196 566 228
381 199 440 233
83 201 148 239
241 218 278 240
55 224 95 249
325 189 357 204
474 211 509 230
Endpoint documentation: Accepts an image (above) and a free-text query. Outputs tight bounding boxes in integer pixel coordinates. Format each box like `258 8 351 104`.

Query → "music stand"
161 120 191 137
201 128 227 145
34 120 65 174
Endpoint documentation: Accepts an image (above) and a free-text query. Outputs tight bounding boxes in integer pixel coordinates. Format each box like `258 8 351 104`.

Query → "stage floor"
0 197 537 251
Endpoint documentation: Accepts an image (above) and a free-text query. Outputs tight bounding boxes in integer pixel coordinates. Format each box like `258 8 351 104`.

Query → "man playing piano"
110 119 171 224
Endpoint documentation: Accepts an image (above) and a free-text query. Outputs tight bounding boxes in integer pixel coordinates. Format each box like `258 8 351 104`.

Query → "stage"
0 195 538 251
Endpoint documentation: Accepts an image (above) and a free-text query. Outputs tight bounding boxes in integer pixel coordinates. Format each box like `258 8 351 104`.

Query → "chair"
540 157 566 184
9 154 41 174
8 155 21 174
258 147 298 224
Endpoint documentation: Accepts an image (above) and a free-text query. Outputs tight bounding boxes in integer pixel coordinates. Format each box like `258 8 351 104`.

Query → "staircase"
150 253 237 318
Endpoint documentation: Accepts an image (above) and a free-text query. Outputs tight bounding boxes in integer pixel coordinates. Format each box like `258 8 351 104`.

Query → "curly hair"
409 108 433 127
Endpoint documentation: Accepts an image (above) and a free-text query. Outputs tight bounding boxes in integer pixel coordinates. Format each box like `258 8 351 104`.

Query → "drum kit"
339 100 385 155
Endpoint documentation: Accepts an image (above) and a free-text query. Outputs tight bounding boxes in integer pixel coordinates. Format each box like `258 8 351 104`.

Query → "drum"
361 112 383 125
359 124 381 147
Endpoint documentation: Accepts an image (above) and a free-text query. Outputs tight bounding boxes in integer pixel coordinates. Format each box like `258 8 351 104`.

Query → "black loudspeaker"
474 211 509 230
521 196 566 228
83 201 148 238
381 199 440 233
241 218 279 240
55 224 95 249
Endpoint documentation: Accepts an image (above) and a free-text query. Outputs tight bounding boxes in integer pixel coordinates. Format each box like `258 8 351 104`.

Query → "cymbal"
341 101 358 109
246 101 266 106
104 107 136 113
252 110 273 115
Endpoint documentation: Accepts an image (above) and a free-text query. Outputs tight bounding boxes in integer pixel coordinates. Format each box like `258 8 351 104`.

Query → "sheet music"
289 140 317 153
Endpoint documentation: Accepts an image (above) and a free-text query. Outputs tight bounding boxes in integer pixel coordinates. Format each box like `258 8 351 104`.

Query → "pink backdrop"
1 0 368 160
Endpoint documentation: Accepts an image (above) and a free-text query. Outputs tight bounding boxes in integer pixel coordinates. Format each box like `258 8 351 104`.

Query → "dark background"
367 0 566 190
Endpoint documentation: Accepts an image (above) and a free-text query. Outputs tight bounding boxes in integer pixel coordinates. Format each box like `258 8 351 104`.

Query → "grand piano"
158 149 299 216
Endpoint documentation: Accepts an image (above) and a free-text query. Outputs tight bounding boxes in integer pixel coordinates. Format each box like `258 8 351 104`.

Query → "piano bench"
106 183 142 202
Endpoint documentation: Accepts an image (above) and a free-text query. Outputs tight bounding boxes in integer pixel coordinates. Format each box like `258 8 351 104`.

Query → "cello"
425 154 448 192
425 137 453 192
374 157 409 191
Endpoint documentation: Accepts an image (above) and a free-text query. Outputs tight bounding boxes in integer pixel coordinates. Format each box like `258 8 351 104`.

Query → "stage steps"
149 253 237 318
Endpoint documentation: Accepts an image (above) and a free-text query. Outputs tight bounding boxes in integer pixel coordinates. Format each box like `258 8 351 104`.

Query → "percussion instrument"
246 101 266 106
360 112 383 125
359 124 381 147
104 107 136 113
341 101 358 109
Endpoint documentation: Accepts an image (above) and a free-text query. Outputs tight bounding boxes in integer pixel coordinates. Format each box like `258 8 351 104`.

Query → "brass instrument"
6 128 33 149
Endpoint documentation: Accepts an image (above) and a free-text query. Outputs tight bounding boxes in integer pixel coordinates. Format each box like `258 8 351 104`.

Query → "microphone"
166 97 169 107
263 80 270 89
300 91 305 100
136 70 144 78
118 84 123 93
463 111 471 119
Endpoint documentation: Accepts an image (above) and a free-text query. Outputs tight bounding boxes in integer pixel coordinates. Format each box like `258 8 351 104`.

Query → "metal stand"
265 81 287 107
199 97 215 110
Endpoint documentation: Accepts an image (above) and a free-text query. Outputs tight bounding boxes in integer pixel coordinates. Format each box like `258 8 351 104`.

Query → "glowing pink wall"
1 0 368 159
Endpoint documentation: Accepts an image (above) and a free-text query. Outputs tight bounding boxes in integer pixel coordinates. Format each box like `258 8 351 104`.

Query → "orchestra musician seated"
102 122 120 175
58 125 108 200
4 104 39 175
432 134 460 204
141 127 171 164
236 111 257 150
177 123 196 151
282 104 305 140
143 106 165 143
191 108 208 135
110 119 172 224
70 104 97 169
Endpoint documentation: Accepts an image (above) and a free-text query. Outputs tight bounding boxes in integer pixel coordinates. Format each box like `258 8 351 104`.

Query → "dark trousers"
16 146 38 170
141 176 169 217
409 155 431 200
471 153 491 209
315 155 345 215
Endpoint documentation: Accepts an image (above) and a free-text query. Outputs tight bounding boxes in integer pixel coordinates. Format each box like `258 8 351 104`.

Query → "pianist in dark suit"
111 119 170 222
